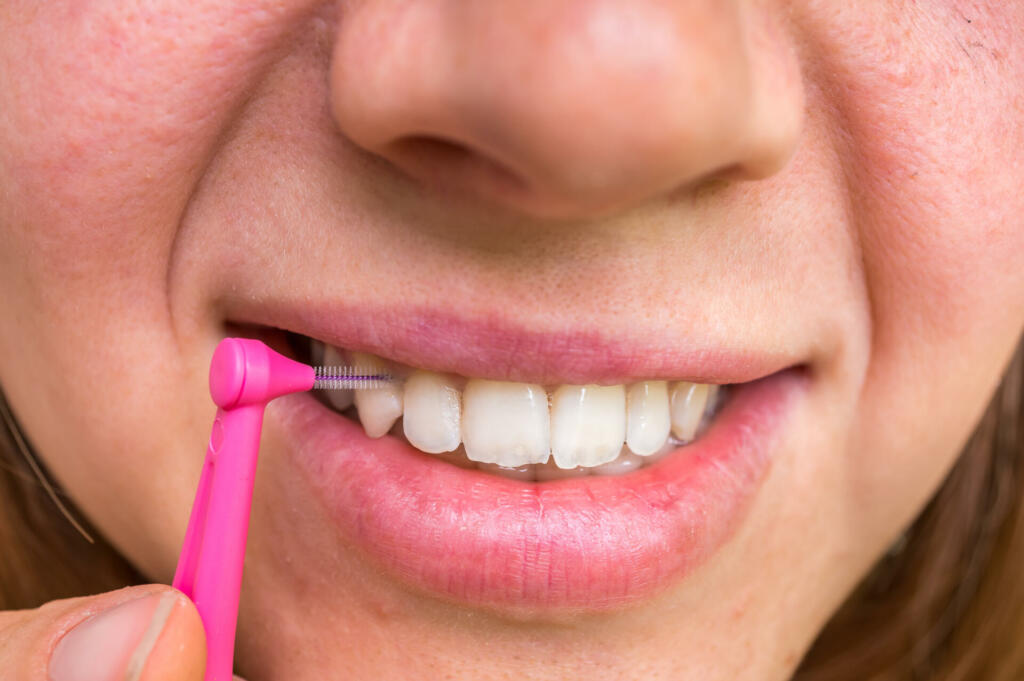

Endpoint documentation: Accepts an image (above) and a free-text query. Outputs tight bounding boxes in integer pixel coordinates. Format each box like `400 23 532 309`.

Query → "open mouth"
292 335 728 481
230 313 806 613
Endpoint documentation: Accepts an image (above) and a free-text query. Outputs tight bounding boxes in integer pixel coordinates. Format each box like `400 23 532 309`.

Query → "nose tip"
330 1 804 218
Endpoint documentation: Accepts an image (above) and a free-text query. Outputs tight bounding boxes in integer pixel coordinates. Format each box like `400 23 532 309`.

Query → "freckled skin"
0 2 1022 680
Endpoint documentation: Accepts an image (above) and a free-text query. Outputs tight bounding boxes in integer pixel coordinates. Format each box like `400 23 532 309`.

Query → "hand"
0 584 236 681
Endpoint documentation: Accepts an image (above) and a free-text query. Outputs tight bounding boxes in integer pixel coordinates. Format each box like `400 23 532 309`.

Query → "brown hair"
1 340 1021 678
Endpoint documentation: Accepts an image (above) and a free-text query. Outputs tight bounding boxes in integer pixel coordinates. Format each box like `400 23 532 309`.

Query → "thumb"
0 585 206 681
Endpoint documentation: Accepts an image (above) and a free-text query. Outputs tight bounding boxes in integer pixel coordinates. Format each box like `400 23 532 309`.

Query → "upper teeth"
402 370 462 454
349 351 403 438
315 343 720 470
550 384 626 469
625 380 671 456
463 379 551 466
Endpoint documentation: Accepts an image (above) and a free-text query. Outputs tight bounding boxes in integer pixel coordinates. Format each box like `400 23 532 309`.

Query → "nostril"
390 135 475 166
383 134 530 196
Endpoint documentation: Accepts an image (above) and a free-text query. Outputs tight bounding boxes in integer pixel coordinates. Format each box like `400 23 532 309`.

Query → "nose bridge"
330 0 803 218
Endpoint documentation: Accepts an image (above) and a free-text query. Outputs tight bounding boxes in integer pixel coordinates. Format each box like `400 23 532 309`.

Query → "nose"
329 0 804 219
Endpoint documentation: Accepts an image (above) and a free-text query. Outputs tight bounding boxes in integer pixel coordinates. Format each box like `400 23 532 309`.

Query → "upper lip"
228 299 799 385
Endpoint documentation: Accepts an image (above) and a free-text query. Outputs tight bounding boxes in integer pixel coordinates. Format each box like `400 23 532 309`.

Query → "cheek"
841 3 1024 333
856 46 1024 371
0 1 314 286
811 3 1024 529
0 0 323 572
0 0 327 377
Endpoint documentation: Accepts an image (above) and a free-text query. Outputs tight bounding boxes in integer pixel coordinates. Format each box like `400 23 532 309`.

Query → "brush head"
313 365 394 390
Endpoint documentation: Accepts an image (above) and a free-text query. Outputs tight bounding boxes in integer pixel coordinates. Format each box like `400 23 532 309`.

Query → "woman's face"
2 1 1022 678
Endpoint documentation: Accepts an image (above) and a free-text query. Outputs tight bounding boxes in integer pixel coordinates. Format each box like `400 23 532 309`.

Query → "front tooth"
353 352 403 438
670 382 710 443
550 385 626 469
625 381 670 456
321 344 354 412
403 370 461 453
462 379 550 467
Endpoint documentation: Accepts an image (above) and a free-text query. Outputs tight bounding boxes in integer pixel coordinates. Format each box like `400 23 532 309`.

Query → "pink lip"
273 368 805 613
229 301 796 385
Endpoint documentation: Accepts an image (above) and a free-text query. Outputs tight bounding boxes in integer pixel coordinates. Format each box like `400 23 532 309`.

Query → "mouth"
232 312 807 614
296 335 729 480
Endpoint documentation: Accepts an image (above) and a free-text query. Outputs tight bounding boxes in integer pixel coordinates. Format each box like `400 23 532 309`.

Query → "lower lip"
274 369 804 613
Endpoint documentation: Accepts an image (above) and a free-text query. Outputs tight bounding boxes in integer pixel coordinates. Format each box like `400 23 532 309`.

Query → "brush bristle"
313 365 393 390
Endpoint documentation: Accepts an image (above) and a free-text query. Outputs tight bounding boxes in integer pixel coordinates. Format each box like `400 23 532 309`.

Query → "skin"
1 1 1022 679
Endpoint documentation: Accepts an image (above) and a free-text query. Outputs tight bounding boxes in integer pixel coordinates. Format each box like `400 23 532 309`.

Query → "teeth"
669 382 710 443
321 345 354 411
402 370 461 453
550 385 626 469
352 352 404 438
625 381 670 456
462 379 550 467
311 341 724 478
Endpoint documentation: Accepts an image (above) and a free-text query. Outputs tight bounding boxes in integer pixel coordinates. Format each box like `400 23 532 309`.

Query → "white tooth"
403 370 461 453
670 382 710 443
352 352 403 438
591 446 645 476
625 381 670 456
321 344 354 411
462 379 550 467
550 385 626 469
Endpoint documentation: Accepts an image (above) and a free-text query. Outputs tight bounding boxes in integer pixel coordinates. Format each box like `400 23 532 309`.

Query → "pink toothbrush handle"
174 405 263 681
173 338 315 681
